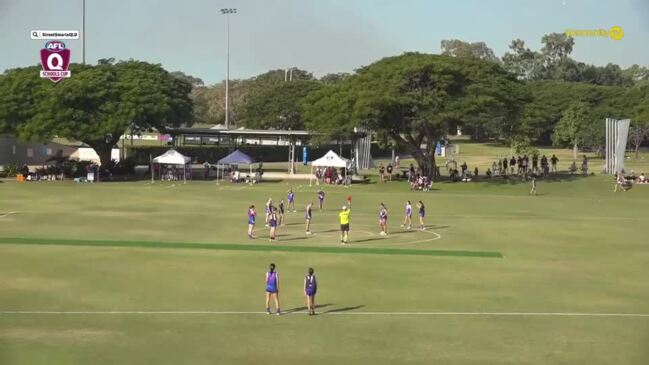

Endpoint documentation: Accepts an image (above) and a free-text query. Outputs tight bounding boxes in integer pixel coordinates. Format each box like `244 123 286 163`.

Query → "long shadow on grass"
285 303 333 313
322 305 365 314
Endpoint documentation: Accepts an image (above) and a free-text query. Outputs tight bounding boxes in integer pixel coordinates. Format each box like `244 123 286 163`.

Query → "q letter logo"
40 41 71 83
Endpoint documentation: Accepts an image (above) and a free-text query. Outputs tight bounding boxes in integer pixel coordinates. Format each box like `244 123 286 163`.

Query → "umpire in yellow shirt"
339 203 351 244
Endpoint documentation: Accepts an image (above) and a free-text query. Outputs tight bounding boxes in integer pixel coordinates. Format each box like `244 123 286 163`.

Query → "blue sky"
1 0 647 85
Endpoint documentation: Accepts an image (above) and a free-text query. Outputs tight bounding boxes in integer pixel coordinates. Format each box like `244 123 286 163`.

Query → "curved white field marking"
0 211 18 219
351 223 442 244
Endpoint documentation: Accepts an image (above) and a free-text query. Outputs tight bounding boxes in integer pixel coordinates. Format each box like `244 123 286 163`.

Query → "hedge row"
126 144 400 165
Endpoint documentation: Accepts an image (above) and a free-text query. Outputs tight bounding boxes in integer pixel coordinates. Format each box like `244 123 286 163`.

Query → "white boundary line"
1 311 648 317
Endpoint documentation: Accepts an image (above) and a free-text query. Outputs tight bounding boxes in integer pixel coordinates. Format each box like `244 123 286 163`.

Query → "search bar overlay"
31 30 80 40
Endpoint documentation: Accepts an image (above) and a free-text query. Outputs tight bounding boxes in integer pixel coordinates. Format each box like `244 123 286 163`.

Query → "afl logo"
40 41 71 83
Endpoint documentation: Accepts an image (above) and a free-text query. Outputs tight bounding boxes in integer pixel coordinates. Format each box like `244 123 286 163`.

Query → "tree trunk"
635 144 640 159
573 143 578 160
87 141 114 167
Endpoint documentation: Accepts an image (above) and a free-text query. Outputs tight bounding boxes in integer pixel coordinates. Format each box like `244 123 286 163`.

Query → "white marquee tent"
151 149 191 183
310 150 350 186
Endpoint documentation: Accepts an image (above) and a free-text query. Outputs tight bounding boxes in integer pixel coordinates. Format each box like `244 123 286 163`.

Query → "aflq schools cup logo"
40 41 71 82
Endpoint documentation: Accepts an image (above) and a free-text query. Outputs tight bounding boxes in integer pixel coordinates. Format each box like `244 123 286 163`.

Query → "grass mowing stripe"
0 237 502 258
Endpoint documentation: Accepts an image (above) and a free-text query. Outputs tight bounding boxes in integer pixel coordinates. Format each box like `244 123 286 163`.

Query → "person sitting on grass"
569 161 577 174
637 173 647 184
473 167 479 179
581 155 588 175
486 168 492 178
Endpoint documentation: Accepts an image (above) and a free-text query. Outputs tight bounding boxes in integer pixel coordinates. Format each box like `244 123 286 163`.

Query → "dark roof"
162 127 312 137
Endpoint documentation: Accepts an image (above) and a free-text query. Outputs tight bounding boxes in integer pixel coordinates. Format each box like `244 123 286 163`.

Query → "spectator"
550 154 559 173
532 154 539 173
473 167 478 178
569 161 577 174
386 163 393 181
486 168 492 178
636 173 647 184
461 161 468 176
395 155 400 169
581 155 588 175
378 164 385 183
541 155 548 177
509 156 516 175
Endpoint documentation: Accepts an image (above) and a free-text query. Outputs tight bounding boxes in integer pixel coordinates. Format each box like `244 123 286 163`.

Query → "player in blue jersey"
401 200 413 230
304 267 317 316
317 190 325 210
265 263 281 315
305 202 313 235
247 205 256 239
379 203 388 236
417 201 426 230
287 189 296 212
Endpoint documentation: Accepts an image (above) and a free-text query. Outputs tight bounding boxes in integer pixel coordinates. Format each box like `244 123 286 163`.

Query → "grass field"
1 144 649 364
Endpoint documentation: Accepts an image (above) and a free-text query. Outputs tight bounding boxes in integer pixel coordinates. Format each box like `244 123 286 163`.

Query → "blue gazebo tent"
215 150 257 184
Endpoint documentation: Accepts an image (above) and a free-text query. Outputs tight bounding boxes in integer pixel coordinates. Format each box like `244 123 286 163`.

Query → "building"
0 136 119 171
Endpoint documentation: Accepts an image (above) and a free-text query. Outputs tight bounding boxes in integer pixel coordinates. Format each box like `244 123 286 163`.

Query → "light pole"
82 0 86 64
220 8 237 129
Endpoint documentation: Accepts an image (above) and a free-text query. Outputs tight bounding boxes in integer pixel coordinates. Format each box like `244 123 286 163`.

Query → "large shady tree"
302 53 528 179
0 60 193 166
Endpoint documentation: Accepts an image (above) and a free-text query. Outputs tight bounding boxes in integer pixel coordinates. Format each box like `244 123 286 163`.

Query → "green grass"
1 143 649 364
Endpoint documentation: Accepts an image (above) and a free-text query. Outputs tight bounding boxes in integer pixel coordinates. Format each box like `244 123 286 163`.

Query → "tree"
239 80 322 130
303 53 527 179
440 39 499 62
502 39 543 80
552 102 593 160
0 60 193 166
628 121 649 158
627 86 649 158
320 72 351 84
171 71 204 87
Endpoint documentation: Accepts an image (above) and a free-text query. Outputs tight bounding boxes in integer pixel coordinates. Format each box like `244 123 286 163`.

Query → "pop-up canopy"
217 150 255 165
153 149 191 165
215 150 259 185
309 150 350 186
151 149 191 183
311 150 348 167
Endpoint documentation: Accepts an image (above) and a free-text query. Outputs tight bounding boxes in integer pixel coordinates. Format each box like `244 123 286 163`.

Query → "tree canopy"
303 53 528 179
0 60 193 166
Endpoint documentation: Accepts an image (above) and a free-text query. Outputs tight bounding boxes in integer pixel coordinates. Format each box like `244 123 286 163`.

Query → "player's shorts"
379 218 387 225
340 223 349 232
306 289 316 297
248 219 255 225
266 286 278 294
419 212 425 218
